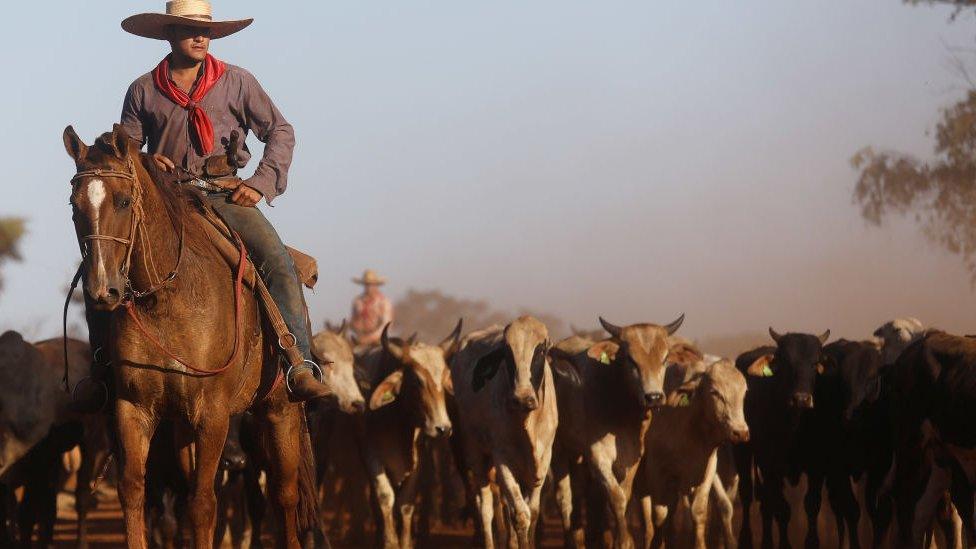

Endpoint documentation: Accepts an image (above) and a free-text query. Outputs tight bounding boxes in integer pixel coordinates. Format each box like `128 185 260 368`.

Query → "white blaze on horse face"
86 179 108 280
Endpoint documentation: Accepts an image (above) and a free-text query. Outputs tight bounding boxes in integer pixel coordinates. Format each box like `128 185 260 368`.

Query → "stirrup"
284 359 324 395
71 376 109 412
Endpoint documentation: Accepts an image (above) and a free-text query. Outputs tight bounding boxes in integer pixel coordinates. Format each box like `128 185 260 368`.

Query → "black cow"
794 339 888 549
734 327 829 549
886 331 976 548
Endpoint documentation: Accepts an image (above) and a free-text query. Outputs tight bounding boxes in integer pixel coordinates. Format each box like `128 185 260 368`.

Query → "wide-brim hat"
353 269 387 286
122 1 253 41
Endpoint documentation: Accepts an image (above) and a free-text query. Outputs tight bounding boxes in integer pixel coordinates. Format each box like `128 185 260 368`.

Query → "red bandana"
151 54 226 155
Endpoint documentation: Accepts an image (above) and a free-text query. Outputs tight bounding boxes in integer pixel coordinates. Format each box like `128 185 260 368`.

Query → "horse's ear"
63 126 87 163
112 124 132 160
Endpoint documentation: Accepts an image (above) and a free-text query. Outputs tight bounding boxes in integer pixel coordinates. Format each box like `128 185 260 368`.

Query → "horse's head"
63 124 139 310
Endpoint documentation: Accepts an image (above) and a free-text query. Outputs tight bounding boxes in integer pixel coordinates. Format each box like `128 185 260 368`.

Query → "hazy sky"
1 1 974 342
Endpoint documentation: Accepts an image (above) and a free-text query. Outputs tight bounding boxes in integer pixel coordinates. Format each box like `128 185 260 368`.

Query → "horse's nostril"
106 287 121 302
435 425 452 438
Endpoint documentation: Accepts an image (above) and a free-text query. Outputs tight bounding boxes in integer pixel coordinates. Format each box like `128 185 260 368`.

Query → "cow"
305 321 372 545
360 321 462 549
0 331 110 547
873 317 924 367
733 327 830 549
794 338 885 549
450 316 559 548
884 331 976 548
548 314 685 549
635 358 749 549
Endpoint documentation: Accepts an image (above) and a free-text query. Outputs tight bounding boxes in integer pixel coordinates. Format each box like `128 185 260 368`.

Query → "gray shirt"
120 63 295 204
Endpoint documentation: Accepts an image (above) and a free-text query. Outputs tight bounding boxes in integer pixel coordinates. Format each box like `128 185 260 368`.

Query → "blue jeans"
204 194 312 361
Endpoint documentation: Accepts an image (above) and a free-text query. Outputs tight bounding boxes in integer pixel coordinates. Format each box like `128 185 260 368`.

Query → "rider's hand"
151 153 175 172
230 184 263 208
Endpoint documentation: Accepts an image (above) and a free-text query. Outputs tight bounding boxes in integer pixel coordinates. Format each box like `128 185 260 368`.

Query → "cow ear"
472 346 506 392
63 126 88 163
817 354 839 376
369 370 404 410
746 354 775 377
586 341 619 365
442 367 454 396
552 360 582 386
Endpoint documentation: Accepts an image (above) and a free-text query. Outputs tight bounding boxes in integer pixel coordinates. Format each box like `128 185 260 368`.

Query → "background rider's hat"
122 1 253 40
352 269 387 286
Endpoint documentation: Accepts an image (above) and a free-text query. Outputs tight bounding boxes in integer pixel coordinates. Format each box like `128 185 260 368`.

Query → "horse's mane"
90 132 204 226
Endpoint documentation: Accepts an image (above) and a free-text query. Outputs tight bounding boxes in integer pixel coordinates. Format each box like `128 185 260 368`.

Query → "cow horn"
381 323 405 361
664 314 685 335
337 318 349 338
599 317 623 338
818 330 831 345
440 318 463 355
769 327 783 344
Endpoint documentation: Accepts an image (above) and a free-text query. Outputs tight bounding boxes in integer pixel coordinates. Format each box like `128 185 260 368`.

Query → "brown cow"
636 358 749 549
310 321 367 415
549 314 685 549
360 321 462 549
451 316 559 548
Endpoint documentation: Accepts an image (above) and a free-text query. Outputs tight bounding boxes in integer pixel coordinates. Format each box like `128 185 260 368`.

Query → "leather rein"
63 158 247 390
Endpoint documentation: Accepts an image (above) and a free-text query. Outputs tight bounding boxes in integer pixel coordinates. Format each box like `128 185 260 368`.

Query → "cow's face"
874 318 924 366
598 315 684 413
834 343 884 422
311 329 366 414
370 322 461 438
746 328 829 409
700 360 750 443
502 317 550 412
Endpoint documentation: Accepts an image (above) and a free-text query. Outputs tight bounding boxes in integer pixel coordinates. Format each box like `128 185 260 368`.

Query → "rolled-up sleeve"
239 70 295 205
120 81 147 148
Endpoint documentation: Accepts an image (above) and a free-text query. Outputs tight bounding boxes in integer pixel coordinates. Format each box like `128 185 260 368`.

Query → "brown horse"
62 124 326 549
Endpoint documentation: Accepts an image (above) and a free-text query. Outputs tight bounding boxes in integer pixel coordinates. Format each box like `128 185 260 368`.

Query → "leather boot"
287 366 334 402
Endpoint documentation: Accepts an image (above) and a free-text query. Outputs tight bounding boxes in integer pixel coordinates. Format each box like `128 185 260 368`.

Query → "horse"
62 124 328 549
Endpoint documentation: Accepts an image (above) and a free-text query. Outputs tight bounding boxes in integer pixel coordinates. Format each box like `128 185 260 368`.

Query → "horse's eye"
118 197 132 209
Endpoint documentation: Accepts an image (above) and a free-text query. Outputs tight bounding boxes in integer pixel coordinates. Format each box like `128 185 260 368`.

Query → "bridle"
63 156 245 390
69 157 186 301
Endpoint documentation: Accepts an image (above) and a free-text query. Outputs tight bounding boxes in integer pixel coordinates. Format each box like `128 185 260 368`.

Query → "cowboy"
72 0 330 411
349 269 394 345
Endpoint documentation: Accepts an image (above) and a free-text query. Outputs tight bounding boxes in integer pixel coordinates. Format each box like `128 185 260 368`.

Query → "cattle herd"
4 314 976 548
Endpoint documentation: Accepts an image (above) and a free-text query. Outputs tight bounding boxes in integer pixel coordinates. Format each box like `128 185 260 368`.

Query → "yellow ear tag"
677 393 690 407
381 391 395 404
600 351 611 365
762 365 774 377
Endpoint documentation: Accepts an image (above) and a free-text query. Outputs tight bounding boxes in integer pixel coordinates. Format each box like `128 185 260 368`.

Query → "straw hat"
122 1 253 40
352 269 387 286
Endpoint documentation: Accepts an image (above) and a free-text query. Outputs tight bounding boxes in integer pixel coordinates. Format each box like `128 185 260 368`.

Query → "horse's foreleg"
115 400 157 549
188 418 229 549
262 406 303 549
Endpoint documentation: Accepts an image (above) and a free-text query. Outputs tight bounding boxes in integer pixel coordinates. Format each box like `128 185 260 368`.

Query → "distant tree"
392 288 566 342
905 0 976 19
851 89 976 280
0 217 25 294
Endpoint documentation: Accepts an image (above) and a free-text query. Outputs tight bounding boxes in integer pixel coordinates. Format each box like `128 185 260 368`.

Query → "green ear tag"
600 351 611 365
677 393 690 407
762 365 774 377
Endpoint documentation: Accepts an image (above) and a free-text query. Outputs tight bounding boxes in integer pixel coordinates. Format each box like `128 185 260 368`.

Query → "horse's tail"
296 405 329 548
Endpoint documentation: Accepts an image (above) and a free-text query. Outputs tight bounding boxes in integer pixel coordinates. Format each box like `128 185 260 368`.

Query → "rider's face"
166 25 211 63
